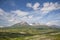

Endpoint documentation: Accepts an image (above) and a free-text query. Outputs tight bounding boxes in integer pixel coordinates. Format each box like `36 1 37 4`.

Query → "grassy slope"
0 26 60 40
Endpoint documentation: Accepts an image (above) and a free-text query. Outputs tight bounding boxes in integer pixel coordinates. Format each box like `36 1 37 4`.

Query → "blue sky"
0 0 60 27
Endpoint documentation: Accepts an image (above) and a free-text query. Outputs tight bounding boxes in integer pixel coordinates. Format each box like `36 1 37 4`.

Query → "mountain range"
0 21 60 29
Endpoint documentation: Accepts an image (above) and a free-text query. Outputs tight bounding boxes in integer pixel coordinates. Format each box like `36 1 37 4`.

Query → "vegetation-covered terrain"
0 25 60 40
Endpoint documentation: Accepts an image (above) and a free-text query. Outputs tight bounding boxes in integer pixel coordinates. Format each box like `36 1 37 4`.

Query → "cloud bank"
0 2 60 27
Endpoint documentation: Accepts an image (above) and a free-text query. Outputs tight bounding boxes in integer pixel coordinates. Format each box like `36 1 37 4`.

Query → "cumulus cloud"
0 8 15 26
26 3 32 8
27 2 60 13
26 2 40 10
8 10 29 24
0 2 60 27
0 8 29 26
40 2 60 13
8 18 15 22
28 15 33 19
33 2 40 10
11 10 28 16
0 8 10 20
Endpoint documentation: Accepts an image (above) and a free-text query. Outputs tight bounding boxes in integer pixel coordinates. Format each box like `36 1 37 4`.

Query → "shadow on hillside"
0 32 33 38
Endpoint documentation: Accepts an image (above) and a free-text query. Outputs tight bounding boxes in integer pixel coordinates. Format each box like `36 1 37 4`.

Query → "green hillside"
0 23 60 40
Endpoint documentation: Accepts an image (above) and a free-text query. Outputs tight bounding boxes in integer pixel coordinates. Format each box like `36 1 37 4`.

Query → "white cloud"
0 8 30 26
11 10 28 16
26 3 32 8
10 19 21 24
0 9 15 26
0 8 5 15
43 2 50 7
8 18 15 22
33 2 40 10
27 2 60 13
0 8 10 20
46 21 60 26
40 2 60 13
0 2 60 27
28 15 33 19
26 2 40 10
8 10 29 24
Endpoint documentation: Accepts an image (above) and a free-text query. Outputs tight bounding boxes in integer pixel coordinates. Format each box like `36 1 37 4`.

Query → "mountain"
1 21 60 29
9 21 31 28
13 21 29 26
49 25 60 28
9 22 51 30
